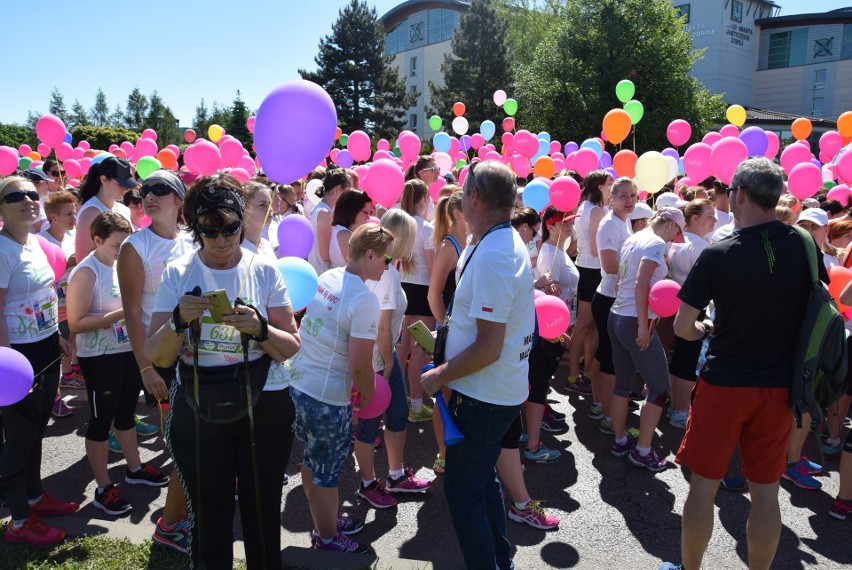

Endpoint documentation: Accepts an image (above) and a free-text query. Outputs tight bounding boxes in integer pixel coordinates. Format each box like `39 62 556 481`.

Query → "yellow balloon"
634 151 670 194
726 105 746 128
208 124 224 142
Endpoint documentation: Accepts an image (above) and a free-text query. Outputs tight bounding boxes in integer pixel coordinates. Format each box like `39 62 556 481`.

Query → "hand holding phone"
407 320 436 354
203 289 234 323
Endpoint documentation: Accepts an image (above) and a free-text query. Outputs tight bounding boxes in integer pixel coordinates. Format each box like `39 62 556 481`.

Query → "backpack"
790 226 849 431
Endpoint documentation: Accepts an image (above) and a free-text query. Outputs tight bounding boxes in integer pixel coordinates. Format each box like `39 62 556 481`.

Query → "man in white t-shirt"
421 160 535 570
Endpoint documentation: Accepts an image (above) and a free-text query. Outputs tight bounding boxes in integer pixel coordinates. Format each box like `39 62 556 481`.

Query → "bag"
434 322 448 366
790 226 849 430
179 355 271 424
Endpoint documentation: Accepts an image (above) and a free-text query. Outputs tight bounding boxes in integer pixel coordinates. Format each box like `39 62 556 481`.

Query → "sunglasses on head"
2 190 39 204
140 184 174 199
196 220 241 239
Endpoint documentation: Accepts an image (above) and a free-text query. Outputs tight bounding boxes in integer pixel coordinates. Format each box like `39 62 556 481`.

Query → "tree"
125 87 149 131
48 87 68 124
143 91 180 144
72 125 140 152
226 91 252 148
430 0 512 130
90 89 110 127
299 0 416 137
69 99 90 129
0 123 35 149
513 0 725 152
109 104 125 129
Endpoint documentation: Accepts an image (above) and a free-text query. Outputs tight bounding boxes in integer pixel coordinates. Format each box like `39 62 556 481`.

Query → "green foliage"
144 91 181 145
90 89 110 127
299 0 417 137
193 98 230 139
69 99 91 129
48 87 68 124
125 87 149 131
226 91 253 149
72 125 140 151
0 123 35 149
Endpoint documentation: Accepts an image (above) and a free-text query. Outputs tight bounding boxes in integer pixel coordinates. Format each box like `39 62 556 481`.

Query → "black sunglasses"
383 253 393 266
140 184 174 199
726 184 745 197
2 190 39 204
196 220 241 239
49 170 62 177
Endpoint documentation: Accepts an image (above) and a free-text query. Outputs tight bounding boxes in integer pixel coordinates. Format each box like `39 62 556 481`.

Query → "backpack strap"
793 225 820 286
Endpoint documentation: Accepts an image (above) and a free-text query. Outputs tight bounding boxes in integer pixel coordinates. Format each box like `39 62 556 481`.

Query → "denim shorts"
291 388 352 488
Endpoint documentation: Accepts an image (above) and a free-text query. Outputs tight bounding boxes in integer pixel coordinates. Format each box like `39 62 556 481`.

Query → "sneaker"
627 399 640 411
540 417 568 433
4 515 65 546
545 407 566 422
628 449 668 472
108 431 122 454
823 440 843 458
720 476 747 492
134 417 158 438
610 436 637 458
507 499 559 530
407 405 433 423
59 371 85 390
337 513 365 535
311 530 372 554
29 493 79 517
523 444 561 464
52 396 72 418
125 464 169 487
599 418 640 438
387 467 432 493
782 462 822 490
669 411 688 430
588 403 604 420
152 517 190 553
829 498 852 520
519 431 529 446
798 455 822 475
566 376 593 395
283 473 289 485
433 455 445 474
93 484 132 516
357 480 397 509
659 564 683 570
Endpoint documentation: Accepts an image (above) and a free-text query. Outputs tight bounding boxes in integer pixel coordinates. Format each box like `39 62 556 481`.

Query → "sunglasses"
383 253 393 266
726 184 745 197
140 184 174 199
196 220 242 239
422 165 441 173
49 171 61 177
2 190 39 204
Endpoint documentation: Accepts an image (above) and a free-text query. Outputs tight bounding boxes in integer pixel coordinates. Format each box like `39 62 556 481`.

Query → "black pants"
528 338 565 405
79 352 142 441
167 382 295 570
0 333 61 520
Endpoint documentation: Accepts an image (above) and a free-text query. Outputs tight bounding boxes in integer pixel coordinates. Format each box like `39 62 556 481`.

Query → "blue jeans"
444 392 520 570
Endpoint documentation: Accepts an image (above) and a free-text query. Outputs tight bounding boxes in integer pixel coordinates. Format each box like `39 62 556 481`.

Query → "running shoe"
545 406 566 422
720 476 747 492
93 484 132 516
407 405 433 423
823 440 843 458
432 455 445 474
523 444 561 464
669 411 688 430
782 461 821 490
59 371 85 390
311 530 372 554
29 493 79 517
108 432 122 454
588 403 604 420
125 464 169 487
566 376 593 395
4 515 65 546
540 417 568 433
52 395 72 418
135 417 158 437
387 467 432 493
507 499 559 530
337 513 365 535
658 564 683 570
829 498 852 520
357 480 397 509
610 436 638 458
627 449 668 472
599 418 639 438
798 455 822 475
152 517 190 553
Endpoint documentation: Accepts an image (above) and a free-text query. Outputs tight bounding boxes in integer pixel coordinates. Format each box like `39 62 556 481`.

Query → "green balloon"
18 157 32 170
339 134 348 146
455 159 468 168
136 156 162 179
429 115 442 131
504 98 518 116
392 147 401 158
824 181 836 191
624 99 644 125
616 79 635 104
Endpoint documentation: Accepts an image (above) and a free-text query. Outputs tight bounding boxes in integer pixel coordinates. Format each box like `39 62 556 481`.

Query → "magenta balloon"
372 150 394 162
18 144 31 156
142 128 157 140
0 146 18 176
429 179 447 203
649 279 681 318
183 144 197 173
55 142 73 162
347 130 371 163
549 176 581 212
666 119 692 147
535 295 570 339
236 155 255 174
476 147 488 160
780 142 811 175
255 80 337 184
62 159 82 179
109 144 119 153
246 116 256 134
820 131 843 158
78 140 90 151
377 138 390 152
367 159 404 208
514 130 538 158
702 132 722 146
511 155 530 178
73 147 85 160
827 184 851 206
80 157 92 174
276 214 314 258
336 149 354 168
35 114 66 148
470 133 485 150
739 126 768 157
719 124 740 138
134 138 158 161
0 347 35 406
574 147 599 177
549 141 561 155
710 137 748 185
167 144 181 158
553 157 566 173
228 168 250 184
764 131 780 159
352 373 392 419
120 141 135 157
485 151 502 162
219 138 244 168
37 143 51 157
837 150 852 184
788 162 823 200
552 152 565 161
448 136 461 157
192 140 221 175
683 143 712 182
398 133 421 159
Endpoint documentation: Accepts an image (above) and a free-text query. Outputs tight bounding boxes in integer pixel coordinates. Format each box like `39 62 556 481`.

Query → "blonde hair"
380 209 416 275
401 179 428 215
0 176 32 199
775 205 794 224
432 190 463 248
348 222 394 261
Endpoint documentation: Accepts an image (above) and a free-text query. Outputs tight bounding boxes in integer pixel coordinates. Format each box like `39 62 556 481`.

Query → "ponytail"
79 161 104 204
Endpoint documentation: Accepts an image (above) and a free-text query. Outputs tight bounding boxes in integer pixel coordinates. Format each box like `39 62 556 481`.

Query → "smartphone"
203 289 233 323
407 320 436 354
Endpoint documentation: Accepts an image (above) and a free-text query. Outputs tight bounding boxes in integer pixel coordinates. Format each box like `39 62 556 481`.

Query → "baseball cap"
628 202 654 221
797 207 828 227
99 156 139 189
655 206 686 243
655 192 687 210
23 168 54 183
140 170 186 200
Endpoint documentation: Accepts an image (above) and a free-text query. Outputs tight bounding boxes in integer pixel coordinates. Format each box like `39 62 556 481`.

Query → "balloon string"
33 354 63 380
235 191 274 302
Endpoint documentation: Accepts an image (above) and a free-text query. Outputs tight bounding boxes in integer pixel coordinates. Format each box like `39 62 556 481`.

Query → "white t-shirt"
307 201 332 276
122 228 196 332
536 242 579 318
611 228 669 319
39 229 75 320
366 265 407 372
154 249 290 369
329 225 349 269
596 212 632 298
575 201 607 269
445 226 535 406
713 209 732 231
286 268 379 405
668 231 709 286
0 234 58 344
401 215 434 285
711 222 736 244
69 253 130 357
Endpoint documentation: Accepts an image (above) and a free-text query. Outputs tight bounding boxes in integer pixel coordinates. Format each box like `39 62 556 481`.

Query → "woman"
667 199 716 429
0 176 78 546
404 155 440 221
145 174 301 569
330 189 373 268
829 218 852 268
123 189 145 231
307 169 350 275
608 207 685 471
286 224 391 554
511 207 542 271
68 211 169 516
590 177 637 435
75 156 138 262
117 169 195 551
568 170 614 394
399 179 436 422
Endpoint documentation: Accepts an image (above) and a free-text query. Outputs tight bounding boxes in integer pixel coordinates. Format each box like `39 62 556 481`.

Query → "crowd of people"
0 150 850 570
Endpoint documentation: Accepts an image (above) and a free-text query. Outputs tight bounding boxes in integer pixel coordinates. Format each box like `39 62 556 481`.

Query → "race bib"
30 291 58 333
265 361 289 389
113 319 130 345
198 316 241 354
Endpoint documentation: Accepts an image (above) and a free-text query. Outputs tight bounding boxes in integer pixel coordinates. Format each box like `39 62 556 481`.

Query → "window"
410 56 417 77
409 114 418 131
674 4 690 24
814 69 826 89
409 85 417 96
731 0 743 23
384 21 408 56
768 29 808 69
812 97 825 116
843 25 852 59
428 9 460 44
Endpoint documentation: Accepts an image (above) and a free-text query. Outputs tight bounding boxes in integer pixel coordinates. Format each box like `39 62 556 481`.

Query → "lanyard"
446 220 512 319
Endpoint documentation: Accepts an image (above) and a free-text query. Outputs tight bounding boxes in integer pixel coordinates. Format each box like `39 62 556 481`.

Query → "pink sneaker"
386 467 432 494
357 480 397 509
508 499 559 530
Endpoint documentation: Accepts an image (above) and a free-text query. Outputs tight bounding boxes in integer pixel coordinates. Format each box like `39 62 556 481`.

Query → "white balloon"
434 152 453 175
665 155 678 183
305 178 323 206
452 116 469 136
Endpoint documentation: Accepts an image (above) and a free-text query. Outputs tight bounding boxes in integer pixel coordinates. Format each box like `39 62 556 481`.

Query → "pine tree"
90 89 110 127
48 87 68 124
69 99 90 129
125 87 149 131
193 99 210 134
226 91 252 149
109 104 125 129
144 91 179 144
299 0 416 137
430 0 512 128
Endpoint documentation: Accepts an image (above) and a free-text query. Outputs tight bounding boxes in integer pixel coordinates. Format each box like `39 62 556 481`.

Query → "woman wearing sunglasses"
0 176 78 546
330 189 373 268
145 174 301 569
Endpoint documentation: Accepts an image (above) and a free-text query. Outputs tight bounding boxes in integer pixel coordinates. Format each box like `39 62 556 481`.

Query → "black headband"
194 186 244 220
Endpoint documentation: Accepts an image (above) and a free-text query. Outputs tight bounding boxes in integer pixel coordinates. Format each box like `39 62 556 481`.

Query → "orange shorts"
675 378 791 484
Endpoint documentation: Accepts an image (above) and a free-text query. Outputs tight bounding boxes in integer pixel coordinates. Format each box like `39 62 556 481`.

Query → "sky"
0 0 848 127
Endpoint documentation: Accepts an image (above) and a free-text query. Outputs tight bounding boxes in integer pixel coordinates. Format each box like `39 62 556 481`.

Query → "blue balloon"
479 120 496 141
564 141 579 155
580 138 603 159
532 139 550 163
678 157 685 175
276 257 319 311
433 132 452 153
63 132 72 145
89 153 115 167
537 131 551 143
522 180 550 211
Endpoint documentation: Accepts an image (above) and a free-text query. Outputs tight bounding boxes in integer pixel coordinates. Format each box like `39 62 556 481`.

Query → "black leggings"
528 339 565 405
79 352 142 441
0 333 61 520
167 382 295 570
591 293 616 375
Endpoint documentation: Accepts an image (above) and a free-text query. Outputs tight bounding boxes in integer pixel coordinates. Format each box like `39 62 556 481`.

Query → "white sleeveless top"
77 195 132 226
575 200 606 269
69 253 131 357
307 201 333 275
329 225 349 269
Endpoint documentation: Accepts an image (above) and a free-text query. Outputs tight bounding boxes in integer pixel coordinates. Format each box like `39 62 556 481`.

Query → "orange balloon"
27 151 41 161
612 149 638 178
828 265 852 313
453 102 465 117
791 117 812 141
157 148 177 169
335 127 342 141
113 148 127 159
838 112 852 139
602 109 632 145
533 156 556 179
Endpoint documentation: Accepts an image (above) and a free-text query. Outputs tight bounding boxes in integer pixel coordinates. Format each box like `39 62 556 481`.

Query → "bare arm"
588 207 604 258
427 242 457 322
674 302 704 341
117 244 156 371
376 309 394 375
633 260 656 349
349 336 376 409
420 319 506 395
74 207 98 263
424 247 435 276
66 267 124 334
337 228 351 264
317 209 333 264
599 249 619 276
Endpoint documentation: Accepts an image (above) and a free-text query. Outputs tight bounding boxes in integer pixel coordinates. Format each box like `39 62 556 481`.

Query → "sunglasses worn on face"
2 191 39 204
196 220 241 239
141 184 174 199
422 166 440 173
383 253 393 266
49 171 62 177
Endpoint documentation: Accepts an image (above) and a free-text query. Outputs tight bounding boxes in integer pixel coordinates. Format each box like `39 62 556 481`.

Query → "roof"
379 0 470 29
756 7 852 29
744 107 837 127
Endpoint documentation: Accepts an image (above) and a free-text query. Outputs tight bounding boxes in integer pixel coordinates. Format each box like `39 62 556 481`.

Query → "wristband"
250 306 269 343
140 366 154 375
170 305 190 333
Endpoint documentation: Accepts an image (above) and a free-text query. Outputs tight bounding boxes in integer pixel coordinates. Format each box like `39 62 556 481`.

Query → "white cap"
801 198 820 209
655 192 687 210
628 202 654 221
797 207 828 227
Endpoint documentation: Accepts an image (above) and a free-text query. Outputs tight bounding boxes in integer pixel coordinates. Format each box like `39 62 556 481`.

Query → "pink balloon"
236 155 256 175
366 159 404 208
37 143 51 157
373 150 394 162
449 136 461 157
549 141 561 155
710 137 748 185
667 120 692 147
780 142 811 175
377 138 390 152
73 147 85 160
351 373 392 419
246 116 256 134
398 132 421 160
113 148 127 160
347 130 371 162
501 132 514 147
470 133 485 150
511 155 530 178
458 165 469 186
827 184 851 206
35 114 66 148
683 142 712 182
535 295 570 339
764 131 780 160
67 178 79 188
476 147 488 160
17 144 31 157
719 124 740 138
534 289 546 300
228 167 250 184
62 159 82 179
836 150 852 184
434 152 453 176
120 141 135 157
820 131 843 159
549 176 581 212
788 162 823 200
134 137 158 162
108 144 119 153
573 147 599 177
80 157 93 174
649 279 681 318
429 179 447 203
702 132 722 146
192 140 221 175
0 146 19 176
78 140 90 151
142 128 157 140
167 144 181 159
219 138 244 168
553 158 566 173
514 130 538 158
485 151 502 162
55 142 73 162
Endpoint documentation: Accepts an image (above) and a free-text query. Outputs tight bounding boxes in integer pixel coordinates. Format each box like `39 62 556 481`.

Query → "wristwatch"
170 305 190 334
250 307 269 343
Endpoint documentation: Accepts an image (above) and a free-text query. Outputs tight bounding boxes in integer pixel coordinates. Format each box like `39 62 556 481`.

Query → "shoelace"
525 500 547 514
140 465 160 477
103 487 122 504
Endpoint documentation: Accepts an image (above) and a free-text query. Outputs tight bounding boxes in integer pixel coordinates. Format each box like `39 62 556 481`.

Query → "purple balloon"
811 158 823 169
564 141 579 155
661 148 680 161
604 167 617 177
739 126 768 157
255 80 337 184
336 149 354 168
600 151 612 168
0 347 35 406
460 135 471 152
276 214 315 259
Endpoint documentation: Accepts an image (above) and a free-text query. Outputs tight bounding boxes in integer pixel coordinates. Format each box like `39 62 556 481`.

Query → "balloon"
228 167 250 184
433 132 452 154
351 373 392 419
429 178 447 203
236 155 256 175
37 235 66 283
18 157 32 170
615 80 635 104
791 118 812 141
522 180 550 211
0 347 35 406
207 124 224 142
827 184 851 206
820 131 843 159
780 142 812 175
726 105 746 127
839 112 852 138
78 140 90 151
62 159 82 179
533 156 556 179
764 131 780 160
429 115 442 131
661 148 679 162
602 109 632 145
549 176 581 212
573 148 599 178
612 150 638 178
434 152 453 176
276 215 314 258
666 119 692 147
336 149 354 168
139 128 155 141
0 146 18 176
183 129 196 143
470 133 485 150
255 80 337 184
18 144 31 156
648 279 681 318
398 132 421 159
635 151 671 193
683 143 712 182
511 155 530 178
479 120 496 141
452 116 469 136
580 138 603 159
452 102 466 117
191 140 221 175
719 124 740 138
339 134 349 146
623 100 644 125
502 117 515 132
136 156 162 179
37 143 50 157
366 159 404 208
246 116 256 134
535 295 570 339
514 130 538 158
35 114 66 147
55 142 73 162
345 130 370 163
157 148 178 170
275 257 319 311
503 98 518 116
134 137 158 161
836 150 852 186
493 90 507 106
219 138 245 168
377 139 390 152
828 266 852 314
710 137 748 185
738 126 768 157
